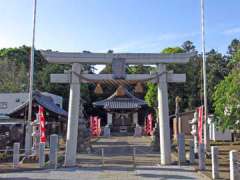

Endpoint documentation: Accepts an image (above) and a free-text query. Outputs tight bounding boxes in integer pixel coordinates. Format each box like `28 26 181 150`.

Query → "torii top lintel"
40 51 195 65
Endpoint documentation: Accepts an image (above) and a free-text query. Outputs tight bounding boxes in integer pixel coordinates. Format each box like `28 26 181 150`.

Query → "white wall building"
208 116 232 141
0 92 63 115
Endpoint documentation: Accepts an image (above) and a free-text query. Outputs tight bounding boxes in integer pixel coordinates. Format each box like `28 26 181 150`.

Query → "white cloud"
223 27 240 35
110 32 198 52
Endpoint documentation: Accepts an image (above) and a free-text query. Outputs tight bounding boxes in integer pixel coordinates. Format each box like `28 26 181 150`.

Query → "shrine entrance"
41 51 194 166
112 112 134 134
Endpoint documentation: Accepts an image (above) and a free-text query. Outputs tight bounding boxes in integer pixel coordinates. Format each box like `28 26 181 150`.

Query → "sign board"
112 58 126 79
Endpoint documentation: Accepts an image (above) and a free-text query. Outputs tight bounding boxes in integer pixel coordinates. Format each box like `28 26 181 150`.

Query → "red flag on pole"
197 106 204 144
145 114 153 136
90 116 101 137
38 106 46 143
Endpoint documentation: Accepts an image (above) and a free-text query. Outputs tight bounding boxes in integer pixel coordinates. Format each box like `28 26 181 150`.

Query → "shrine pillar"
64 63 81 166
107 113 112 126
157 64 171 165
133 112 138 126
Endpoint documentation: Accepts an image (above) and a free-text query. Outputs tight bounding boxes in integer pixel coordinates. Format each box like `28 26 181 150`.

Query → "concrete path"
77 136 160 168
0 165 201 180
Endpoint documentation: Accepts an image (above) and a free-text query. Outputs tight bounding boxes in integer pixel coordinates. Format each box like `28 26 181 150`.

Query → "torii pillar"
64 63 81 166
157 64 171 164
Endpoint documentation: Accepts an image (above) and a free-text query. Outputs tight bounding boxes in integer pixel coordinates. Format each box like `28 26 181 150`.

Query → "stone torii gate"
41 51 193 166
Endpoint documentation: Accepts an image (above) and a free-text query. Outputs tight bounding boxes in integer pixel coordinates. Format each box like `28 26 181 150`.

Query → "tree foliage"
0 46 95 109
144 82 157 108
213 49 240 131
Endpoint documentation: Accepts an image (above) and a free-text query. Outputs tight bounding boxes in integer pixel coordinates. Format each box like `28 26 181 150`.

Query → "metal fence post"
101 148 104 167
133 147 136 168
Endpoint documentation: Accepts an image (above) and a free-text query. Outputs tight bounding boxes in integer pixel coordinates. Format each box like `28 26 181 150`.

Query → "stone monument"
77 102 91 153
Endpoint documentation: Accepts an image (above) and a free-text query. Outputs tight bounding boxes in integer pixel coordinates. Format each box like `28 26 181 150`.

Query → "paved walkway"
1 165 201 180
0 136 202 179
77 136 160 168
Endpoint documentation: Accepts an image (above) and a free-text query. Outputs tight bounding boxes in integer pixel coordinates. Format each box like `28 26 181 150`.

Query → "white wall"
209 118 232 141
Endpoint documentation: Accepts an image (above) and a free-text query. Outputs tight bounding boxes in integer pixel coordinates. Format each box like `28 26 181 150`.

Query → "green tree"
0 46 95 109
206 50 229 112
0 59 28 92
213 49 240 131
228 39 240 55
144 82 157 108
213 69 240 131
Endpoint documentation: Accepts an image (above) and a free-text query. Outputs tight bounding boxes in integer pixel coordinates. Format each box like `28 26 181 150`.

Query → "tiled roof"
8 91 67 117
93 87 147 109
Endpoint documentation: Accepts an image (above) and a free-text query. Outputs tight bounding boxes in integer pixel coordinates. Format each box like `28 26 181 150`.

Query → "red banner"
38 106 46 143
144 113 153 136
90 116 101 137
197 106 204 144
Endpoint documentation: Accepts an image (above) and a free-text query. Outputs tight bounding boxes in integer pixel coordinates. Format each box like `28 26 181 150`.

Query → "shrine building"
93 86 148 134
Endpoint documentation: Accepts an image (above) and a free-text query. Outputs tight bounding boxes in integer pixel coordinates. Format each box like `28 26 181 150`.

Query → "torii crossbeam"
41 51 194 166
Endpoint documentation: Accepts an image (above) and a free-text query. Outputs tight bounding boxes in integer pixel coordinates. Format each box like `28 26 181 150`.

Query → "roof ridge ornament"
94 83 103 95
115 85 125 96
134 82 144 93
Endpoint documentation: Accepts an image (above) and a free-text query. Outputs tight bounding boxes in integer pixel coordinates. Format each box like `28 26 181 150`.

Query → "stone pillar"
230 150 239 180
198 143 205 170
178 117 182 134
133 112 138 126
39 142 45 168
103 126 111 137
211 146 219 179
204 117 210 151
189 140 195 164
157 64 171 165
194 134 198 154
173 118 178 140
64 63 81 167
107 113 112 126
177 133 185 164
24 122 32 156
13 142 20 168
50 134 58 169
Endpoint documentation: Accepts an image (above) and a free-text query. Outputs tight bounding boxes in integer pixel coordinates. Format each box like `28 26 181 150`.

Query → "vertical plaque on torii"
112 58 126 79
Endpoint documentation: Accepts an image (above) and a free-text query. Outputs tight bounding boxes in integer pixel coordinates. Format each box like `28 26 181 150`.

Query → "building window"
0 102 8 109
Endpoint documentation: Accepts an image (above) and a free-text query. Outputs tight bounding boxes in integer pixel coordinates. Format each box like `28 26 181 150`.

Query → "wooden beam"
41 51 195 65
50 73 186 84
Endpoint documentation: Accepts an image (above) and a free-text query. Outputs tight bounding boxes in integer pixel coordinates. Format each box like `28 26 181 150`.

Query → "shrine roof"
93 86 147 110
8 91 68 117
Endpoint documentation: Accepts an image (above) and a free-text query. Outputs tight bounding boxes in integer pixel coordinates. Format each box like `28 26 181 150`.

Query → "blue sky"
1 0 240 54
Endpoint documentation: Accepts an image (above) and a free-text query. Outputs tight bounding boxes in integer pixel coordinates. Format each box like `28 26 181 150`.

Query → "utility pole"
200 0 209 151
25 0 37 156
